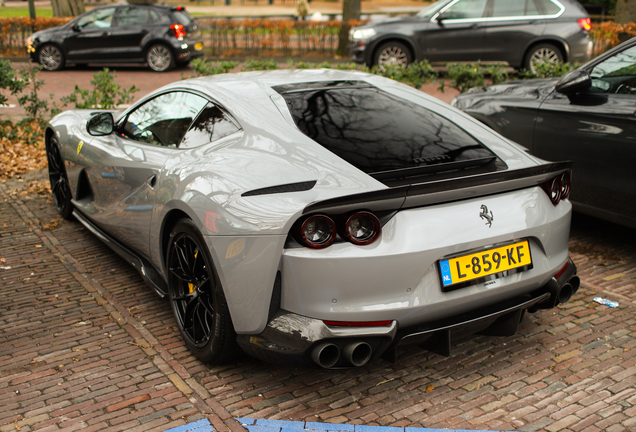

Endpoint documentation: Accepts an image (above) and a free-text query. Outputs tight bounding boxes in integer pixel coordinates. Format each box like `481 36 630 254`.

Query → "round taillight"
344 212 381 245
560 172 571 200
548 177 561 205
301 215 336 249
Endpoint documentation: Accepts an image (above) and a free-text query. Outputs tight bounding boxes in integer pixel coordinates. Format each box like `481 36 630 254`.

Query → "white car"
45 69 579 368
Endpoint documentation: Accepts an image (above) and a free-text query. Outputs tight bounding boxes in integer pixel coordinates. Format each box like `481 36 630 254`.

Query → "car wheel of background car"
374 41 412 68
46 137 74 220
146 44 175 72
166 219 239 363
38 44 65 71
524 43 563 74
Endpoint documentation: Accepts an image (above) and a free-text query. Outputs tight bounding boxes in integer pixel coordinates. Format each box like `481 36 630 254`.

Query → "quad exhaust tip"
311 341 374 368
311 342 340 369
343 342 372 367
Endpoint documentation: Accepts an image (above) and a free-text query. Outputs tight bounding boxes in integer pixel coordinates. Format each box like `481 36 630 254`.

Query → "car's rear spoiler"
303 161 572 215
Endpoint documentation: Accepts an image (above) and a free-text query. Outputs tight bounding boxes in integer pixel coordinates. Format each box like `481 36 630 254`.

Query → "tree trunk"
337 0 361 56
615 0 636 23
51 0 85 18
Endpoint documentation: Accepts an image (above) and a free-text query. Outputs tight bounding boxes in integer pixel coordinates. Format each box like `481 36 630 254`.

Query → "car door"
480 0 547 65
109 6 154 61
86 91 209 258
417 0 488 62
533 45 636 222
63 7 117 62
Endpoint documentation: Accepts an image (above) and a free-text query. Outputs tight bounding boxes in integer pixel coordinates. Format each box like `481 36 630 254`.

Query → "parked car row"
28 0 593 73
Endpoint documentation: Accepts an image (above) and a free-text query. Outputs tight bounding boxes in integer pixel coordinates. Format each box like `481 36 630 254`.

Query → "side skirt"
72 210 168 297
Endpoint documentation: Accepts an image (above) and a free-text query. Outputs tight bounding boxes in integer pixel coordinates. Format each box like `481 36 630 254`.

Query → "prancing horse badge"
480 204 494 228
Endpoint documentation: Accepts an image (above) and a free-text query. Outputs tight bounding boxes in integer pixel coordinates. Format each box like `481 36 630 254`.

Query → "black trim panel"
303 161 572 215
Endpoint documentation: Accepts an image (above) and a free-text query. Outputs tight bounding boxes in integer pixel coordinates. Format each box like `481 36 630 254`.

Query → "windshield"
417 0 454 18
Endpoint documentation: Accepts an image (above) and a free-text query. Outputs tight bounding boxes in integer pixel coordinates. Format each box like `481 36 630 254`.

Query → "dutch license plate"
194 42 203 51
439 240 532 291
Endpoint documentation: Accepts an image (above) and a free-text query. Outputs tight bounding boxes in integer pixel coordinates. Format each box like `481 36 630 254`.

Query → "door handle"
102 32 111 37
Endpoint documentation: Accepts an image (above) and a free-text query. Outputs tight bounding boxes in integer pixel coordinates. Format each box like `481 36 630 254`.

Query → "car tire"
373 41 412 68
524 43 563 74
38 44 65 71
46 137 74 220
146 44 175 72
166 219 239 363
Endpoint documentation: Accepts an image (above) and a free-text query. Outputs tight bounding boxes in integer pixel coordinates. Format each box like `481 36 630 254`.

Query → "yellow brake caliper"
188 250 199 293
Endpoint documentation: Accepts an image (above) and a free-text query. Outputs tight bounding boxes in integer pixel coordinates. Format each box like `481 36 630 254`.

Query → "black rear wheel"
146 44 175 72
166 220 239 363
46 137 73 220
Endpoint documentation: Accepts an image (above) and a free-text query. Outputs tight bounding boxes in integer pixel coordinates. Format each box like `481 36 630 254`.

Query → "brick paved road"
1 169 635 432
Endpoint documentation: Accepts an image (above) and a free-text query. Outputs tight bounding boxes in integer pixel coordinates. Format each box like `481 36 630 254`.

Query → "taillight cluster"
171 24 187 39
296 211 382 249
577 18 592 31
543 172 571 206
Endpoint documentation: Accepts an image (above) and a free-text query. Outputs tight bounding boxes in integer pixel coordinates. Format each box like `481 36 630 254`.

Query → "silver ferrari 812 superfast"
45 69 579 368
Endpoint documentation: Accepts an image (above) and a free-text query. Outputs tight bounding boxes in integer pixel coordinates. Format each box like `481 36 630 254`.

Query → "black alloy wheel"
166 219 238 363
46 137 74 220
39 44 65 71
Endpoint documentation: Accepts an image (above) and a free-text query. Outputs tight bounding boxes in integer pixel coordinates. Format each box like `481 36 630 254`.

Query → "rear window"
274 81 500 183
173 10 194 26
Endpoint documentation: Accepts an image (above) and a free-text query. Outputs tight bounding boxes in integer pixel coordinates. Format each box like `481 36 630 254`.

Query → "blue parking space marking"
164 418 214 432
236 418 501 432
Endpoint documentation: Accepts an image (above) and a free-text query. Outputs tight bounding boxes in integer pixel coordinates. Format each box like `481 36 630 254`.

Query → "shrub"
60 68 138 109
445 62 485 93
188 59 238 77
241 59 279 72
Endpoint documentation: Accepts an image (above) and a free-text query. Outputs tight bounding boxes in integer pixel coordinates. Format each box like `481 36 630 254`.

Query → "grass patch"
0 7 54 18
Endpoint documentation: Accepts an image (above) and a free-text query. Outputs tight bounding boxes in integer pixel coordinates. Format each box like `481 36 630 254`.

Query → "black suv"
27 4 204 72
350 0 592 72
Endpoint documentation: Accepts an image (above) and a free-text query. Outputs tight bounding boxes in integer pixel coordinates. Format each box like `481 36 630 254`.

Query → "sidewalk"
1 165 636 431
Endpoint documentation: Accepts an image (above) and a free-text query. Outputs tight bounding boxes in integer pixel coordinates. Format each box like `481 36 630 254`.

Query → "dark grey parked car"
350 0 592 71
452 38 636 229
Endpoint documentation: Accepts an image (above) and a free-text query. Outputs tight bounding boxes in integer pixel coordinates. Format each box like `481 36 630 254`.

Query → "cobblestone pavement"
1 168 635 432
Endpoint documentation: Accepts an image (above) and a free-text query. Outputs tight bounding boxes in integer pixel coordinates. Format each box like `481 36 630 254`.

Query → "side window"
180 103 240 149
77 7 116 30
536 0 562 15
121 92 208 147
442 0 488 19
491 0 540 17
115 7 151 27
589 46 636 95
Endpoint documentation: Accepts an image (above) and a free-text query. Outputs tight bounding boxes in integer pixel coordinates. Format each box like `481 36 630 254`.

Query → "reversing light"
344 211 381 245
301 215 336 249
171 24 187 39
547 177 561 206
560 172 571 200
577 18 592 31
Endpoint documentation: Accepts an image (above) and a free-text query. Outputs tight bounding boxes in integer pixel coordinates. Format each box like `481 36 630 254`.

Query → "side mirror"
555 69 591 95
72 23 81 32
87 112 114 136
